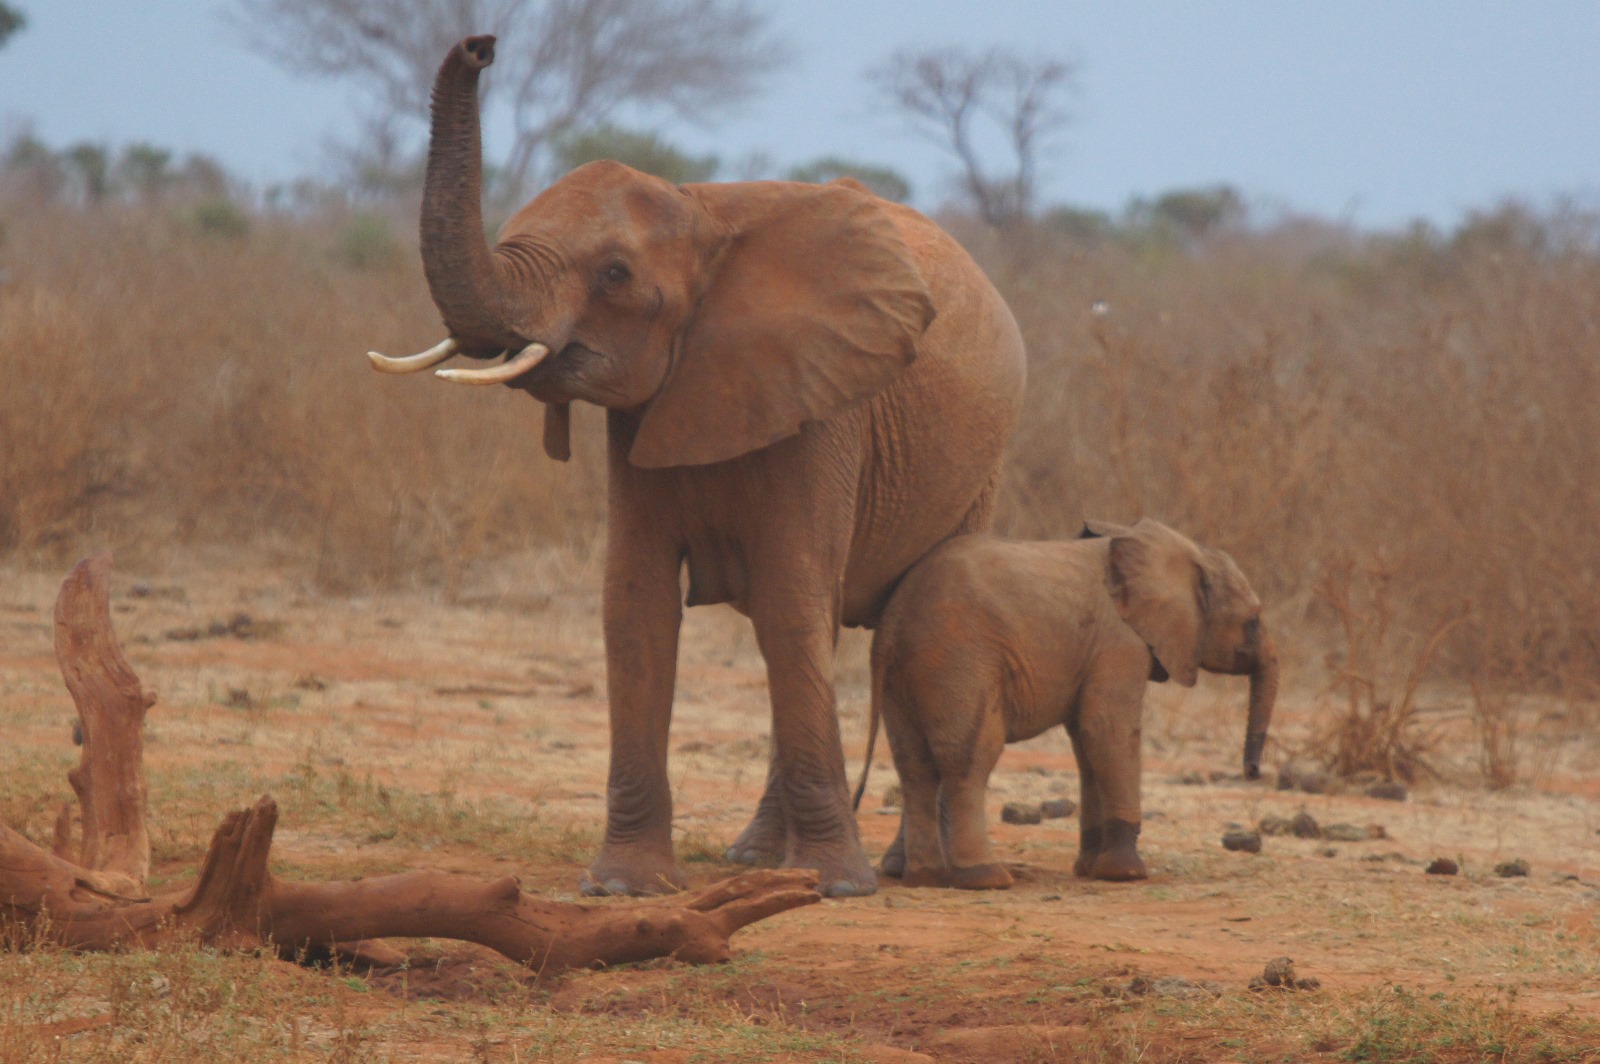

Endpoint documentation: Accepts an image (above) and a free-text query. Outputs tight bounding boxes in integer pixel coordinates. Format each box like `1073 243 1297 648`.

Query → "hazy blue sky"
3 1 1599 229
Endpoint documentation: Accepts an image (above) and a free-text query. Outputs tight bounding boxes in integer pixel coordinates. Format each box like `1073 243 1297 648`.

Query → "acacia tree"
231 0 785 198
868 46 1076 226
0 3 24 51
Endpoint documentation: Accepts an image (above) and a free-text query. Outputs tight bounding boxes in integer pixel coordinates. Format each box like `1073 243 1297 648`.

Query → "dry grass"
4 195 1600 753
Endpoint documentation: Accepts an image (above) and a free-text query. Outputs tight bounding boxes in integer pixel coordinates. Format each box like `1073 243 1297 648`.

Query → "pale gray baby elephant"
860 518 1278 889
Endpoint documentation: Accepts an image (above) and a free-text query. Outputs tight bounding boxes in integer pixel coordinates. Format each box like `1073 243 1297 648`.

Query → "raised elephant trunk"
1242 627 1279 779
419 35 524 354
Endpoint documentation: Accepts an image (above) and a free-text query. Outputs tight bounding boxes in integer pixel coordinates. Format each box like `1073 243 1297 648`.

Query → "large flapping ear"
1078 519 1132 540
629 183 934 468
1105 519 1205 687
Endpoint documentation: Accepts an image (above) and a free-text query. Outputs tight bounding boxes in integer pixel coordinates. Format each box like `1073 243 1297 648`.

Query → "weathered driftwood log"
0 556 821 973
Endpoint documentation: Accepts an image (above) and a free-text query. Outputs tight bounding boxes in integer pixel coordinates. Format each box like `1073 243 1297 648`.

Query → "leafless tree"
230 0 786 197
868 47 1077 226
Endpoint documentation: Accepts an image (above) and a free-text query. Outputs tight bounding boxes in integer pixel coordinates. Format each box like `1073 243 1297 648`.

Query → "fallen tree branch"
0 556 821 974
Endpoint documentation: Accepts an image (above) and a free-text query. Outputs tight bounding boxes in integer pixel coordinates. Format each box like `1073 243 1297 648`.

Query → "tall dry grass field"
3 199 1599 701
0 206 606 592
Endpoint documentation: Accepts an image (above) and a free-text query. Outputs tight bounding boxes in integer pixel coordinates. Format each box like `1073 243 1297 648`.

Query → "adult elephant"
368 36 1026 898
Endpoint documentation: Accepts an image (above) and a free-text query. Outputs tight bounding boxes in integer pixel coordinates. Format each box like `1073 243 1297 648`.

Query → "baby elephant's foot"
1073 824 1103 879
946 862 1013 890
900 862 1012 890
1087 818 1147 881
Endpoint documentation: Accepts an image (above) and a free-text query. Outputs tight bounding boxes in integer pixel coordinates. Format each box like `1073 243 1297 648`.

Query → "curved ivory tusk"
367 337 460 374
435 342 551 385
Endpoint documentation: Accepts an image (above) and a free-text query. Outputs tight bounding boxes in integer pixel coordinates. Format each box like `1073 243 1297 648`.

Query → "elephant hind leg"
725 749 787 866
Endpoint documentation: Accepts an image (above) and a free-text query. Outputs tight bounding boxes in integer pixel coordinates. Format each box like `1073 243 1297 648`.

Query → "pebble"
1039 798 1076 819
1426 857 1459 876
1494 858 1530 878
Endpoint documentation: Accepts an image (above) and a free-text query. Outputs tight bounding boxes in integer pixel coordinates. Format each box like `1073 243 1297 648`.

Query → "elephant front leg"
1073 665 1150 882
752 592 876 898
582 540 687 897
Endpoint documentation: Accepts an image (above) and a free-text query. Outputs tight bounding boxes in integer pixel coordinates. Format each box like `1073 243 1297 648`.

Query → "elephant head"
368 35 936 469
1083 519 1279 780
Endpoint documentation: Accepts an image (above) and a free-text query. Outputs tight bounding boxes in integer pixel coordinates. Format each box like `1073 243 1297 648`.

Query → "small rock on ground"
1278 763 1332 794
1426 857 1460 876
1259 814 1294 836
1001 802 1043 825
1495 858 1530 878
881 783 902 809
1222 829 1262 853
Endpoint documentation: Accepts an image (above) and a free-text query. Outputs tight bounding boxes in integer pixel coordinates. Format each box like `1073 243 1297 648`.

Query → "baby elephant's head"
1083 518 1279 780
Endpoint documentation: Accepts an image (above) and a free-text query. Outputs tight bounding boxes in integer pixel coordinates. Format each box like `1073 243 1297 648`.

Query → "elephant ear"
1105 519 1205 687
629 183 934 468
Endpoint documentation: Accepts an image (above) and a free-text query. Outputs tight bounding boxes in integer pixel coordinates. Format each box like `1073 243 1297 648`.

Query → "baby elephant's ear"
1079 519 1132 540
1105 519 1203 687
629 182 933 469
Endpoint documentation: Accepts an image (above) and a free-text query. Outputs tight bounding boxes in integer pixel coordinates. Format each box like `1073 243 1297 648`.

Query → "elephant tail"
852 632 890 811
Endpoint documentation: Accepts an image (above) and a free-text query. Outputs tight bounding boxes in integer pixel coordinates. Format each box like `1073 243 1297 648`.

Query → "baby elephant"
868 518 1278 889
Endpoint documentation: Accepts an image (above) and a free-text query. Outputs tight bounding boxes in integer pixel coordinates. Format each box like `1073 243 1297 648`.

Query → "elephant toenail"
825 879 877 898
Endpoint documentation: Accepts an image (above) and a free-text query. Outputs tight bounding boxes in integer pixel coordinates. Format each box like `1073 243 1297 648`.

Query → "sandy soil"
3 556 1599 1061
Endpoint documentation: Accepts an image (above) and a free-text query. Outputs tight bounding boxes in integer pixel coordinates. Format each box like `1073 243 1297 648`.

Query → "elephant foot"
902 862 1011 890
724 808 786 866
879 835 907 879
787 840 878 898
1087 819 1147 882
581 844 687 897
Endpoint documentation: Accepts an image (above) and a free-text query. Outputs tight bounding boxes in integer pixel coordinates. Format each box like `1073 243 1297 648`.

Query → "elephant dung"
1249 957 1320 992
1039 798 1076 819
1364 780 1409 801
1222 829 1262 853
1322 822 1372 842
1126 975 1222 1000
1258 815 1295 836
1001 802 1043 825
1288 811 1322 839
1495 858 1531 878
1426 857 1460 876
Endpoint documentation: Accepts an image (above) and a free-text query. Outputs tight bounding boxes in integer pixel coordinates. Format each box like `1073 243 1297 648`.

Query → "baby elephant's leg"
881 687 944 883
1065 721 1105 878
1075 664 1149 881
922 694 1010 890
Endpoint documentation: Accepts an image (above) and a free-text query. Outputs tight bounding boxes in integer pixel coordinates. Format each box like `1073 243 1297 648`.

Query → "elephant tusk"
435 342 550 385
368 337 460 374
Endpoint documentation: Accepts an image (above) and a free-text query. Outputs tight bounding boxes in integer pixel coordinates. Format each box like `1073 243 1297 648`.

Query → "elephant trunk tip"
457 35 497 70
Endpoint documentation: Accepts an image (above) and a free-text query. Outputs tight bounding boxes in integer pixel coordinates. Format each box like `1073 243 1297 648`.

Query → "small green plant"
185 198 250 240
336 211 401 269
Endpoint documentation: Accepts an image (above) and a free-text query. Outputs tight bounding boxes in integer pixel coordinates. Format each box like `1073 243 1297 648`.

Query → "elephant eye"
601 261 631 288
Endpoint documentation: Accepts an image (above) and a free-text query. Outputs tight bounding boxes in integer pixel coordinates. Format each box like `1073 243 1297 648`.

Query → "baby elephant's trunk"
1242 626 1279 779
